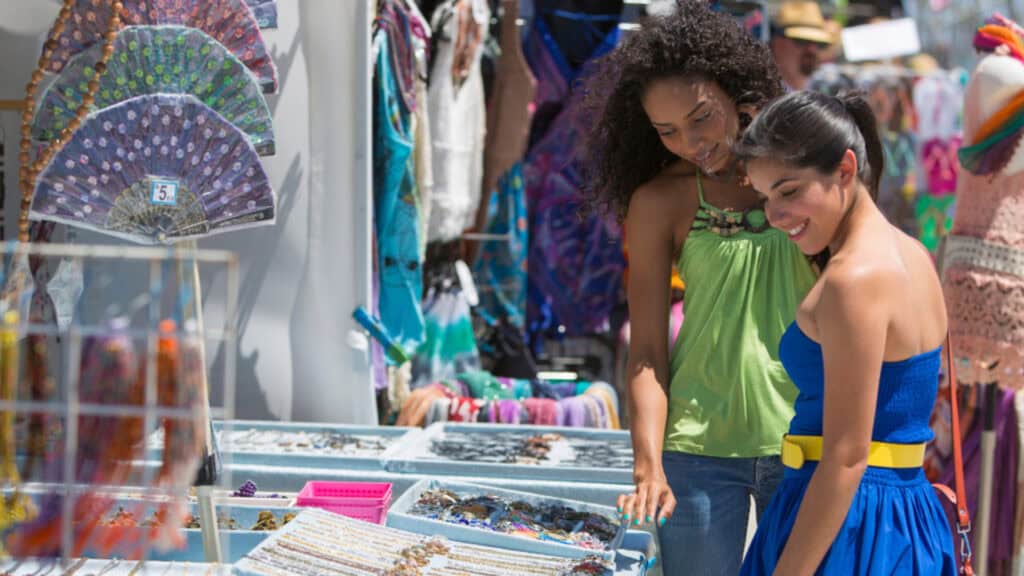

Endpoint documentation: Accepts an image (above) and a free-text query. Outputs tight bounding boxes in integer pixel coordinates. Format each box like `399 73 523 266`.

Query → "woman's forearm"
629 367 669 479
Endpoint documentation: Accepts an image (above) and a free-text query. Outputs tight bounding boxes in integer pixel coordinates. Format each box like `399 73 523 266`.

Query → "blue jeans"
657 451 784 576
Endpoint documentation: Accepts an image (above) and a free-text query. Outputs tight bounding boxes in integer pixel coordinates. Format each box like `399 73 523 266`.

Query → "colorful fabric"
934 387 1019 574
522 17 625 342
920 136 962 196
456 371 515 401
959 107 1024 176
915 193 957 254
666 174 815 458
412 286 481 387
975 23 1024 62
373 32 424 352
474 163 528 326
878 130 920 236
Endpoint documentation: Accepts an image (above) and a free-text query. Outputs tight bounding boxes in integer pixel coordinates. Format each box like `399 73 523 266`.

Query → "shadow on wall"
205 153 306 420
202 10 309 421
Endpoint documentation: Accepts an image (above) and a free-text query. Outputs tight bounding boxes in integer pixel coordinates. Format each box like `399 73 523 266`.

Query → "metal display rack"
0 241 238 568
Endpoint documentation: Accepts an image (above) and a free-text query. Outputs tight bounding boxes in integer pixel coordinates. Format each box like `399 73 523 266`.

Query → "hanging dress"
426 0 491 242
522 15 625 340
373 29 424 351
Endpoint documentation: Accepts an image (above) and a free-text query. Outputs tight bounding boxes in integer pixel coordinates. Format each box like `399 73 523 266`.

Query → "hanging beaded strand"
0 0 122 555
17 0 124 243
0 311 31 533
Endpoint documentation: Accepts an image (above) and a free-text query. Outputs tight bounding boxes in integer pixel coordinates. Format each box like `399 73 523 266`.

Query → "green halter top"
665 172 816 457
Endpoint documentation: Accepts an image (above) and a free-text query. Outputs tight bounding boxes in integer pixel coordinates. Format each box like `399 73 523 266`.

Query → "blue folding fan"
31 94 276 244
45 0 278 93
34 26 275 155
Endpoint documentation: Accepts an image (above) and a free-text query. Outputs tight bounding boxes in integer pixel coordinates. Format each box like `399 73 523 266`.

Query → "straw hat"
774 1 834 45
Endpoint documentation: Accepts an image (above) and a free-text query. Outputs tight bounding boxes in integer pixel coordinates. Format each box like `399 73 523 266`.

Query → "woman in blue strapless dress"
735 90 958 575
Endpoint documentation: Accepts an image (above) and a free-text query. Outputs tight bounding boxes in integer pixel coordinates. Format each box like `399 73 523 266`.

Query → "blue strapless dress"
740 322 957 575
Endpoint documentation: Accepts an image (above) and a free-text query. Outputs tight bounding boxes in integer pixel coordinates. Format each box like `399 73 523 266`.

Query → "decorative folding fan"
46 0 278 93
35 26 275 155
246 0 278 29
31 94 276 245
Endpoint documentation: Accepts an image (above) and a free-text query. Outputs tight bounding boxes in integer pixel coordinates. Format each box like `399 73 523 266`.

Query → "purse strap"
932 333 975 576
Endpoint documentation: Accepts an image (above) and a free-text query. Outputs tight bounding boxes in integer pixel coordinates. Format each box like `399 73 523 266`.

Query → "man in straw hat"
770 1 835 91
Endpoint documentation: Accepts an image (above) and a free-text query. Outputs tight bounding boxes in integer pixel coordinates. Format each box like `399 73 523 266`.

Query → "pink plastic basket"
295 481 393 524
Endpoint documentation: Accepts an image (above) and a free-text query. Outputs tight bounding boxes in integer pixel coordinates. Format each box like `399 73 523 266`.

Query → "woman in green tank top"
578 3 816 574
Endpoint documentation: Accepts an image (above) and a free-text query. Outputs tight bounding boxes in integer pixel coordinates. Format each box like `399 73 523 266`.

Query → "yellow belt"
781 435 926 470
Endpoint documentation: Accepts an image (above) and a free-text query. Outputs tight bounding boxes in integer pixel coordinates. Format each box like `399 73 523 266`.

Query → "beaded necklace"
1 1 120 554
18 0 123 243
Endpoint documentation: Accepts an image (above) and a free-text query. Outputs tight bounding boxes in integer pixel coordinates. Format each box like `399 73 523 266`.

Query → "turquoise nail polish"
659 517 667 527
617 505 622 513
633 518 641 526
623 514 629 522
646 515 652 523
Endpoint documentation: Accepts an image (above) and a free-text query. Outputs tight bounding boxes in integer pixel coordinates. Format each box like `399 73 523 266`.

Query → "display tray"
147 419 420 470
236 508 652 576
3 490 294 564
386 423 634 484
94 501 300 563
387 478 643 561
0 560 231 575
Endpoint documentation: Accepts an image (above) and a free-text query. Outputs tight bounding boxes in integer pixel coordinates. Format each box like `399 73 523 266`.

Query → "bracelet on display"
237 509 618 576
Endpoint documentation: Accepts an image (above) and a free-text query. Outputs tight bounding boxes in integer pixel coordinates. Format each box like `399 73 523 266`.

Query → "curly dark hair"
578 0 783 221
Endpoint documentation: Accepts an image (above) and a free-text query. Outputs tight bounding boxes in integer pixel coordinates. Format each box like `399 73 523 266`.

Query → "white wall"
0 0 376 424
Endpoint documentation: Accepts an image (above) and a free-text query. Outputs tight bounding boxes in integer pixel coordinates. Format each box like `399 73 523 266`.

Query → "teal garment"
457 371 515 401
474 163 528 326
373 34 424 352
412 286 481 387
666 173 816 457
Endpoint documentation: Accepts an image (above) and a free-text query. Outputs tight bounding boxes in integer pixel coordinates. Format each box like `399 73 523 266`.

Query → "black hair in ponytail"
734 90 884 269
735 90 884 200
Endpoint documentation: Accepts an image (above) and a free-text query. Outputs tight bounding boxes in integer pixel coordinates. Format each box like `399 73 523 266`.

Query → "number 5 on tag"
151 180 179 206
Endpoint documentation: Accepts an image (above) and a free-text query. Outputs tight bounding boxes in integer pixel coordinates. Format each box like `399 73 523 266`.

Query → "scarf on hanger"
960 18 1024 175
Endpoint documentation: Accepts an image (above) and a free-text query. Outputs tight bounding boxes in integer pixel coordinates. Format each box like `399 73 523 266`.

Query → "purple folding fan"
31 94 276 244
45 0 278 93
34 26 275 156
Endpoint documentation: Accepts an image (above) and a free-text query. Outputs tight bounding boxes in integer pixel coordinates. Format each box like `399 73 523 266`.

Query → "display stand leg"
178 241 221 563
976 382 998 576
